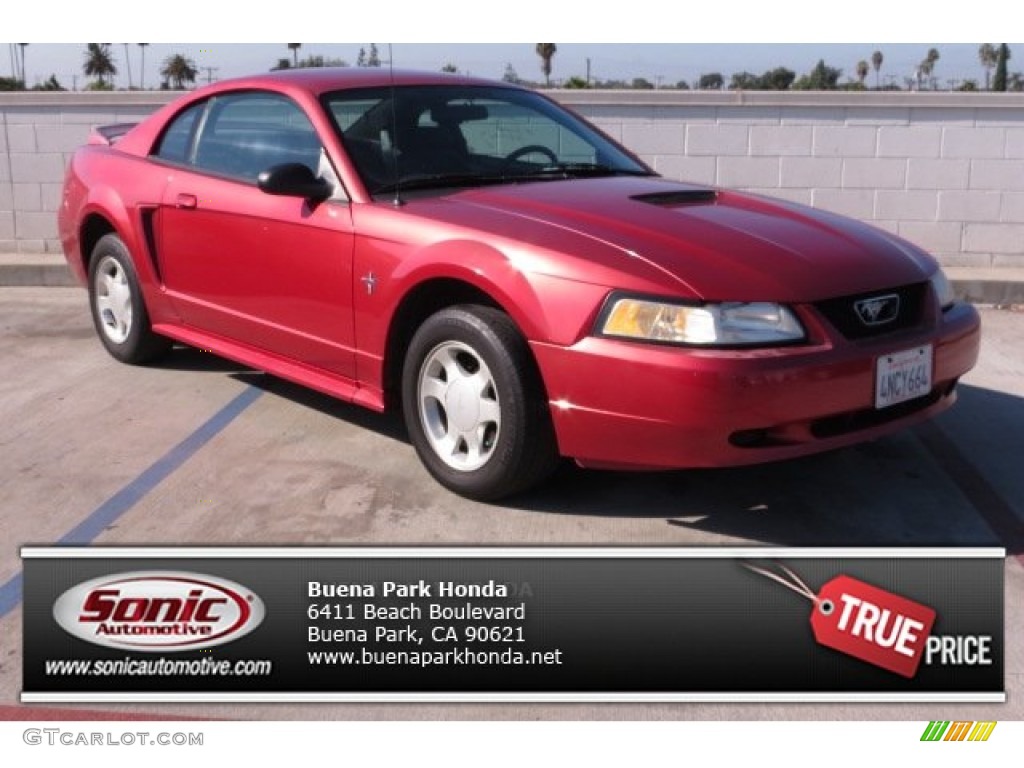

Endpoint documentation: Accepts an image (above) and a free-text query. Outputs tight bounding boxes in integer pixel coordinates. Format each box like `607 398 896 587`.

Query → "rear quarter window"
154 102 205 164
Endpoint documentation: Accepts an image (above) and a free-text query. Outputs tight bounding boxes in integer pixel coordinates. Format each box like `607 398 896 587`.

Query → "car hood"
450 177 934 303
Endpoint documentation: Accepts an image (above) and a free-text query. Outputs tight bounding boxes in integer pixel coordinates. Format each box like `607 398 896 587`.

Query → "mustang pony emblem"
854 294 900 326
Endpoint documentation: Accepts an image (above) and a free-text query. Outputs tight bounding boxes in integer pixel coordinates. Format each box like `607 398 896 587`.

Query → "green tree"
793 60 842 90
535 43 557 86
956 79 979 91
993 44 1010 91
730 71 760 89
698 72 724 90
978 44 998 90
871 50 883 88
440 63 458 73
356 47 366 67
1009 71 1023 91
160 53 198 89
502 63 519 84
564 76 589 89
762 67 795 90
367 44 381 67
83 43 117 88
33 74 65 91
675 80 691 90
288 43 301 67
271 58 292 71
631 77 654 89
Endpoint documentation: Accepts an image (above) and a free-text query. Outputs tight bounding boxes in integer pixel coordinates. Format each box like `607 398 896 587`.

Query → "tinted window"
323 85 649 195
192 93 321 181
154 102 204 164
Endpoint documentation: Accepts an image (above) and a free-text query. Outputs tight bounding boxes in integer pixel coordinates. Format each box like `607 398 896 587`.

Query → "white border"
21 546 1008 558
22 692 1006 703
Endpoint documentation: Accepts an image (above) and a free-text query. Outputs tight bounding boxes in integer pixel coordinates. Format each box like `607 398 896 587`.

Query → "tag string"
742 562 821 606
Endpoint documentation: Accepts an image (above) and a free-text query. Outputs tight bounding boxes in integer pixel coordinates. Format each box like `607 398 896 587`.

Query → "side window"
192 93 321 181
154 102 205 164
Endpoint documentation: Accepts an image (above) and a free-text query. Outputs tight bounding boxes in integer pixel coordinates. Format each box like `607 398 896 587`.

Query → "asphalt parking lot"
1 286 1021 720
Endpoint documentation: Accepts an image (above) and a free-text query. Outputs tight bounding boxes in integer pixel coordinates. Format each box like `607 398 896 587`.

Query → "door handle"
175 193 198 210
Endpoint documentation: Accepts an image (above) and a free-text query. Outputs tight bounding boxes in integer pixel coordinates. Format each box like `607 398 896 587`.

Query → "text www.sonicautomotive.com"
44 657 273 676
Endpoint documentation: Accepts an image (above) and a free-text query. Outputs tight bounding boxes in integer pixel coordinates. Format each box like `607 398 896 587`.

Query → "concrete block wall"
563 90 1024 269
0 92 169 254
2 90 1023 269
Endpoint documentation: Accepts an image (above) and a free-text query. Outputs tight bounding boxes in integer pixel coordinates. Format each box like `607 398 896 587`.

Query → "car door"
154 91 357 380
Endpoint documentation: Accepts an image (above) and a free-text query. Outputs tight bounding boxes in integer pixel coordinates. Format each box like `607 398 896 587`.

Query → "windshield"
321 85 653 197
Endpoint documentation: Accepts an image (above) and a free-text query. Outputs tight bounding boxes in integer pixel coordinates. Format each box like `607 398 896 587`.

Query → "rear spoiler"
87 123 139 146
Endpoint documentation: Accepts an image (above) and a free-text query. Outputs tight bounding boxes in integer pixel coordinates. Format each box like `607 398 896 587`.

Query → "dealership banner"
21 547 1004 702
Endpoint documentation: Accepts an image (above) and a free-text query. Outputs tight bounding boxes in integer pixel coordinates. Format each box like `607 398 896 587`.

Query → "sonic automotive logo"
53 572 265 652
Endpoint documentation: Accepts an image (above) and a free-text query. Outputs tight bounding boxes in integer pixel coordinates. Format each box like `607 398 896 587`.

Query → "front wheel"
87 233 171 364
402 306 559 500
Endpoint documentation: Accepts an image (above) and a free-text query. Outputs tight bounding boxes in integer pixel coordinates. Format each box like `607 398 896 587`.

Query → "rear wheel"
402 306 559 500
87 233 171 364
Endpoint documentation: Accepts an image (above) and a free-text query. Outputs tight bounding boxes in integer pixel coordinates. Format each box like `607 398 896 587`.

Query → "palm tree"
160 53 198 90
919 48 940 89
993 44 1010 91
18 43 28 87
856 60 869 86
871 50 883 88
83 43 117 88
978 44 998 90
535 43 557 86
138 43 149 89
288 43 301 67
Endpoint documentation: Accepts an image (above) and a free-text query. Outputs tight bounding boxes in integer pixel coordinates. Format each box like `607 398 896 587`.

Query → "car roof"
192 67 519 99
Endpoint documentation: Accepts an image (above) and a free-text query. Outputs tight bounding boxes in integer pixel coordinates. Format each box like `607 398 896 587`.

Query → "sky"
3 43 1016 91
5 1 1021 89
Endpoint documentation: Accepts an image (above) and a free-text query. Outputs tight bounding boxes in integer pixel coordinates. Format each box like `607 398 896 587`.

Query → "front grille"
814 282 928 340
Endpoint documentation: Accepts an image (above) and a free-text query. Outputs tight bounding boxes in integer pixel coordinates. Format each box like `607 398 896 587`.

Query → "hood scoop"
631 189 718 207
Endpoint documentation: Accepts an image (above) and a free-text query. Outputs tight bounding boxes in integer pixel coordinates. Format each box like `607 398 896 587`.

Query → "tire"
87 233 171 364
402 305 559 500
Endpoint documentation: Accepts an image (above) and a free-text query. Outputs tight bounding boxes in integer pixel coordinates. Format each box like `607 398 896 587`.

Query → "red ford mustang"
59 68 981 500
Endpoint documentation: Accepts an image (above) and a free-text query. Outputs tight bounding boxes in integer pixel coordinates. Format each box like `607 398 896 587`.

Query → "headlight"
600 296 805 346
929 269 955 310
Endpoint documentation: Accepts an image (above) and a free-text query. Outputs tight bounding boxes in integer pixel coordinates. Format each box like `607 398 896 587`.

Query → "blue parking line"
0 385 263 619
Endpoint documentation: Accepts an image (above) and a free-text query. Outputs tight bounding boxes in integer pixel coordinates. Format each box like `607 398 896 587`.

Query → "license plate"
875 345 933 409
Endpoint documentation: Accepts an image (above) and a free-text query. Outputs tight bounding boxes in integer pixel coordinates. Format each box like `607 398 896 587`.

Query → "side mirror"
257 163 332 201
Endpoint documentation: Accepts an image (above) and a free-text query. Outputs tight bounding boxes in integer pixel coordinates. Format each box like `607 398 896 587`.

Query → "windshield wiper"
513 163 655 180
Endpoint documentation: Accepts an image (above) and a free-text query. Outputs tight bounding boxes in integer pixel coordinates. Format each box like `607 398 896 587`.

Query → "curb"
1 256 1022 305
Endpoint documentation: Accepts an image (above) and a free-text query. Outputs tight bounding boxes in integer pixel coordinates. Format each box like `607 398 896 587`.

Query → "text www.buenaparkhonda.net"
45 657 273 676
308 647 563 667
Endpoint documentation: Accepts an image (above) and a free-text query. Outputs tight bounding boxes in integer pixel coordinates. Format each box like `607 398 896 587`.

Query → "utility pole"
123 43 133 89
202 66 219 85
586 57 591 86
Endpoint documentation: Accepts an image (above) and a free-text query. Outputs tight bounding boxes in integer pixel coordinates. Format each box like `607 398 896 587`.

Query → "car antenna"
388 43 405 207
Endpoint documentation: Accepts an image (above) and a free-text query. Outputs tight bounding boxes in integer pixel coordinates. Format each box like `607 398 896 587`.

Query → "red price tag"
811 575 935 678
745 563 936 679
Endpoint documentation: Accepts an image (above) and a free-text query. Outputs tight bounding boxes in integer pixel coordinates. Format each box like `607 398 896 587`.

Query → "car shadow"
158 341 1022 555
506 383 1024 554
150 345 258 374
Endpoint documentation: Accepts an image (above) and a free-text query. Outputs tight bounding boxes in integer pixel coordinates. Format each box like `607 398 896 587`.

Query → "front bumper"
531 302 981 470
